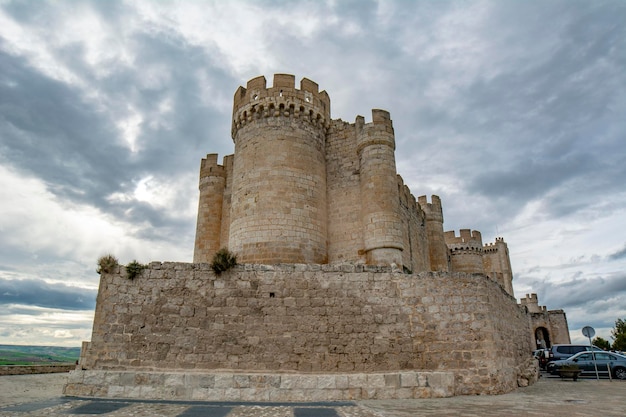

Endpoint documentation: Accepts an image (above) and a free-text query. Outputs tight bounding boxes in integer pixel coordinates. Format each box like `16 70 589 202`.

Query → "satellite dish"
582 326 595 338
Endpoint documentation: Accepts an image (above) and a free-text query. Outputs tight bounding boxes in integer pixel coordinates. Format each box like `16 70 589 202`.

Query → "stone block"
223 387 241 400
214 374 234 388
290 375 318 389
165 373 185 387
186 373 215 388
366 373 386 388
233 374 250 388
316 375 336 389
400 372 418 387
384 373 400 388
119 372 135 385
191 387 211 400
104 372 122 384
347 373 367 388
107 385 125 397
124 385 142 398
139 385 158 398
335 375 349 389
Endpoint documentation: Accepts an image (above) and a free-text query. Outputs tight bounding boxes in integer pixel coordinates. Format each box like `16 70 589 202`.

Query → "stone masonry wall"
80 263 535 396
325 119 364 264
546 311 571 345
527 311 571 350
398 178 429 273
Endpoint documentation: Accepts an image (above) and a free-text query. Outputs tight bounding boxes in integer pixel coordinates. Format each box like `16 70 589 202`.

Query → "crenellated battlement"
199 153 226 179
520 293 546 313
445 229 482 244
484 237 506 253
231 74 331 138
355 109 395 154
445 229 483 253
483 245 498 253
522 293 539 304
397 176 421 215
418 195 444 223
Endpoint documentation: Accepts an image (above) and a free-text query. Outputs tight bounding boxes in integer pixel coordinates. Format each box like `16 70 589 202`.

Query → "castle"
65 74 569 401
194 74 514 292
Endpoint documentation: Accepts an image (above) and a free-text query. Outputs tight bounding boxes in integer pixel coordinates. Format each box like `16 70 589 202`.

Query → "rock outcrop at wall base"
67 263 538 400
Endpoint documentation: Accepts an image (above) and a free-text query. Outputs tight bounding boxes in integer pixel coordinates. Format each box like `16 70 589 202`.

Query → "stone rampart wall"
81 263 535 397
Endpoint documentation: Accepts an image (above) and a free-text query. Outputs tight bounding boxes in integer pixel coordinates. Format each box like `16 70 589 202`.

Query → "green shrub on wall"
96 254 119 274
126 260 147 280
210 248 237 275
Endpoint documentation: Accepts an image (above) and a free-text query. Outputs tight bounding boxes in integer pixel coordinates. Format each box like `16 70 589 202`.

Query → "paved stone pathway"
0 374 624 416
0 399 383 417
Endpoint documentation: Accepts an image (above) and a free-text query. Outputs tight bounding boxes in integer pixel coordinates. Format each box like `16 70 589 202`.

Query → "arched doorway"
535 327 551 349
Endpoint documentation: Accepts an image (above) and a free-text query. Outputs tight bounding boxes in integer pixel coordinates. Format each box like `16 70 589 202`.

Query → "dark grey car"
547 344 604 362
549 351 626 379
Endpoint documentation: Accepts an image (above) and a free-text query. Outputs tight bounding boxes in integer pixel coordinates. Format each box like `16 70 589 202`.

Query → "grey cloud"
609 245 626 261
0 278 96 310
468 153 593 200
523 273 626 311
0 29 234 244
0 50 131 198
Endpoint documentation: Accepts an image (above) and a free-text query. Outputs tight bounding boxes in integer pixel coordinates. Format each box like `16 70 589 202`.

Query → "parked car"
548 351 626 379
547 344 604 363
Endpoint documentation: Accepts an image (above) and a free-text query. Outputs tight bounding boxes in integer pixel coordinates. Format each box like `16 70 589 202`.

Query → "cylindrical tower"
418 195 450 271
193 154 226 263
356 110 404 266
228 74 330 264
445 229 484 273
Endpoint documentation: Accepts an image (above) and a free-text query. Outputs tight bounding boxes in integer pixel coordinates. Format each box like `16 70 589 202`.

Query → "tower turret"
228 74 330 264
520 293 545 313
418 195 449 271
356 110 404 266
495 237 514 295
482 237 514 295
193 154 227 263
445 229 484 274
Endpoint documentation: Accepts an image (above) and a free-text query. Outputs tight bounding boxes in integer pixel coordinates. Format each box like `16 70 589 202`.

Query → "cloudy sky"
1 0 624 348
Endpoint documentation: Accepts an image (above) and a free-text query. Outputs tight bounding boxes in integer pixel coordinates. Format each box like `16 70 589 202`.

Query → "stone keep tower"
229 74 329 264
195 75 331 264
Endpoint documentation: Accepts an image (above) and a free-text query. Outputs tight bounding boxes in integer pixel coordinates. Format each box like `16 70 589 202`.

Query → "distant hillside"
0 344 80 365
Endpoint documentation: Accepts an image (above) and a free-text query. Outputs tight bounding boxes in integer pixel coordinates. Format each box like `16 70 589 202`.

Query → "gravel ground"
0 373 67 407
